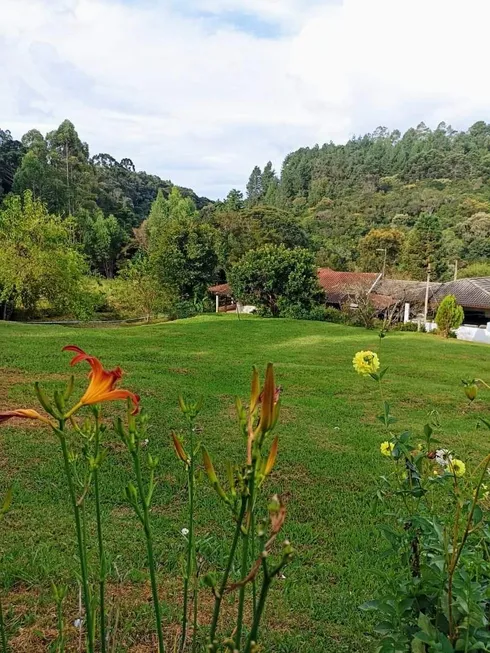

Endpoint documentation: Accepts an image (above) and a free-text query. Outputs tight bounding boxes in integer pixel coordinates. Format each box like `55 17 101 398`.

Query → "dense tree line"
2 119 490 320
0 121 209 276
0 120 212 318
242 121 490 280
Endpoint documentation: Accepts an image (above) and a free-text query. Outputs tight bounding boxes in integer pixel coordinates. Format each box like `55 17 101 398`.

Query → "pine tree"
261 161 277 199
401 213 447 280
246 166 263 206
223 189 244 211
435 295 464 337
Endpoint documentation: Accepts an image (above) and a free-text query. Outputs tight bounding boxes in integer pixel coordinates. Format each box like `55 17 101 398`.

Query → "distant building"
375 277 490 325
209 270 490 326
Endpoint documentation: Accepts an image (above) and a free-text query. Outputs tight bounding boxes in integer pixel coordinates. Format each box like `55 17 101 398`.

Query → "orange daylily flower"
0 409 53 427
246 363 281 464
257 364 281 435
63 345 139 414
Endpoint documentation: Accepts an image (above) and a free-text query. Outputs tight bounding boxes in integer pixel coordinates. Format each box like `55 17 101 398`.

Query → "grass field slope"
1 315 490 652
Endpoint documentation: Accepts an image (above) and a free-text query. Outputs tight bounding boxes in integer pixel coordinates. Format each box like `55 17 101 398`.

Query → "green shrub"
391 321 419 332
276 300 326 321
435 294 464 337
324 306 344 323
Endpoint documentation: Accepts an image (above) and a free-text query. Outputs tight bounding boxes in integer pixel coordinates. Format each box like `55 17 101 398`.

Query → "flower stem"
208 497 247 649
94 425 107 653
235 465 257 649
59 427 95 653
191 565 198 653
132 448 165 653
251 511 257 613
244 559 287 653
244 569 270 653
181 420 196 652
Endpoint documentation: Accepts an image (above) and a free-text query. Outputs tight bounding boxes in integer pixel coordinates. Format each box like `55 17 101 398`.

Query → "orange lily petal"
0 409 53 426
264 436 279 476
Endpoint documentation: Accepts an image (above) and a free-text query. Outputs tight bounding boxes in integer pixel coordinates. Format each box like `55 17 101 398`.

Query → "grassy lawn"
1 314 490 652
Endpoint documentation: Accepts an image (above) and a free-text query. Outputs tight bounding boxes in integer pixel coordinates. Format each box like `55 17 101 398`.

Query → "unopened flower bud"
34 382 58 418
268 495 280 514
465 384 478 402
125 482 138 503
178 396 188 415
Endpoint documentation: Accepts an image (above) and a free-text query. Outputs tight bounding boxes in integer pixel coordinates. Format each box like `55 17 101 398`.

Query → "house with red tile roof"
209 270 490 325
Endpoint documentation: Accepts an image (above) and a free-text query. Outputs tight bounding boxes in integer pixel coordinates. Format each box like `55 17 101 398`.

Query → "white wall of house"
425 321 490 345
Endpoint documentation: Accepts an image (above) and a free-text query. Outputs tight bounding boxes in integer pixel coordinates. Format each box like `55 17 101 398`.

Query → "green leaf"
473 504 483 526
438 632 454 653
379 367 389 381
411 638 426 653
414 632 432 645
359 600 382 611
418 613 436 638
373 621 394 635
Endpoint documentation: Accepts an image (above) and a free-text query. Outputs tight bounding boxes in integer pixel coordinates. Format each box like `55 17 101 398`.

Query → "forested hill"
241 121 490 280
0 119 210 229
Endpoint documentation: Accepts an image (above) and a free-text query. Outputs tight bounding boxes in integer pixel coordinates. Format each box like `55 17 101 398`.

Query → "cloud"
1 0 489 199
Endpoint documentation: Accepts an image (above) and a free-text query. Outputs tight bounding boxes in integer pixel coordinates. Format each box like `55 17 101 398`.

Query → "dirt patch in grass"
0 367 71 388
168 367 192 375
3 570 314 652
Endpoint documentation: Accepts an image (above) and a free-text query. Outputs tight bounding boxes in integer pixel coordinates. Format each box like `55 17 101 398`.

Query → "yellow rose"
449 459 466 477
380 441 394 457
353 351 380 376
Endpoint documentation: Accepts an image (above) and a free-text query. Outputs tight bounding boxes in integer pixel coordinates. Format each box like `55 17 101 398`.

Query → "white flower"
74 618 83 628
435 449 452 468
181 528 189 537
141 439 149 447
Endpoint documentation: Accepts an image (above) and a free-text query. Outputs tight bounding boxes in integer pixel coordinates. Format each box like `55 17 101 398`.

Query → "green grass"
1 314 490 652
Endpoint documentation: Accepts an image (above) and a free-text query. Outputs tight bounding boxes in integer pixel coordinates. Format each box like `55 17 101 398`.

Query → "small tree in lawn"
115 256 168 321
229 244 323 317
435 294 464 337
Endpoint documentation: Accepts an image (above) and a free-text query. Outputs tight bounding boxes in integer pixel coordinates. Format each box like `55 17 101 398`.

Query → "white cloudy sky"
1 0 489 198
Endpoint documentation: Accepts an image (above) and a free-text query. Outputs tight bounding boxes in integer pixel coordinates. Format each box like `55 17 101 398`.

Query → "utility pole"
424 263 432 325
376 248 387 278
454 259 458 281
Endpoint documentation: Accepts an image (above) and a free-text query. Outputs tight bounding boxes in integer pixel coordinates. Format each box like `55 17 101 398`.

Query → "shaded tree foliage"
213 205 309 269
150 217 219 301
0 191 90 317
401 213 446 280
358 228 405 273
3 119 211 282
